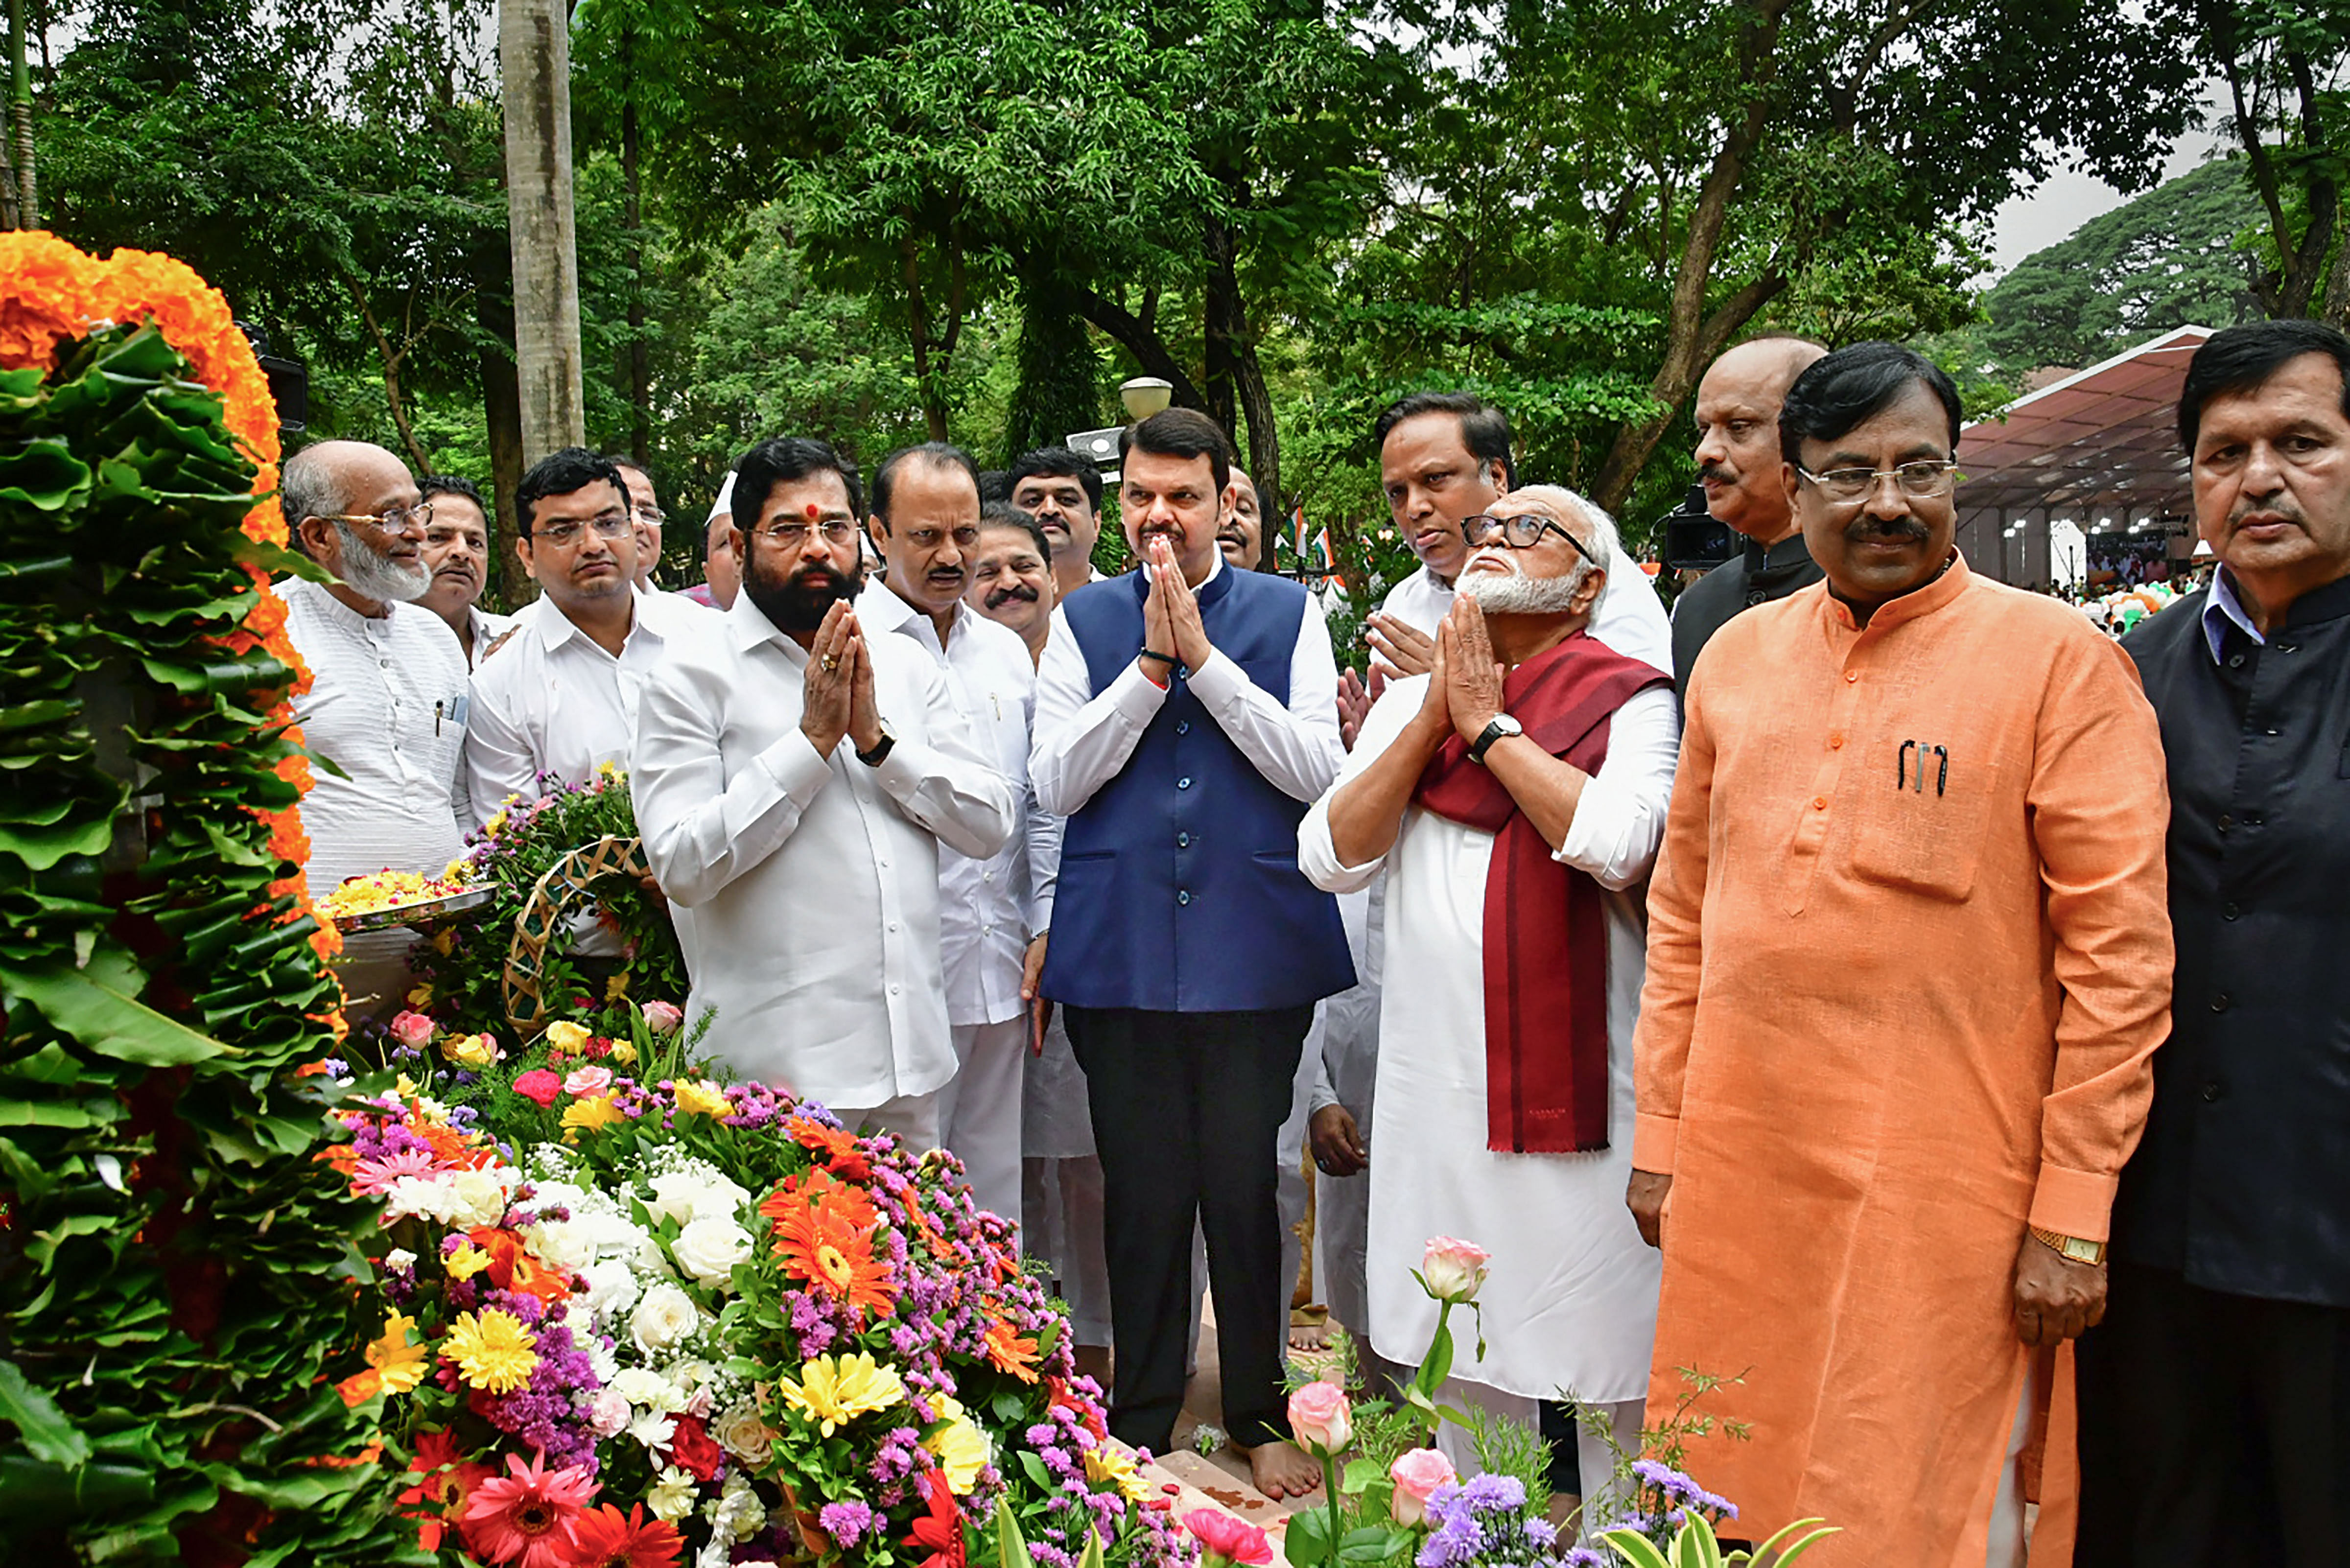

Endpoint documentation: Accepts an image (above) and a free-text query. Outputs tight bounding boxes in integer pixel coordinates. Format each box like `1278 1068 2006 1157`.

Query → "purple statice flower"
870 1425 922 1487
1525 1519 1558 1549
1561 1551 1610 1568
818 1500 875 1547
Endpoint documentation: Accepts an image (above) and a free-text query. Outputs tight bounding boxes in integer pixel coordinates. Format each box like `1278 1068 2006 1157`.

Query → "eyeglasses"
900 524 981 550
752 518 859 546
1795 460 1960 504
314 502 434 536
533 511 635 546
632 505 667 528
1461 513 1597 564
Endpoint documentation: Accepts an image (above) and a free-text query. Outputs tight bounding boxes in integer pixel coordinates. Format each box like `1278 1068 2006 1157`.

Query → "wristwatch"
2029 1226 2107 1266
1467 714 1523 766
855 721 897 768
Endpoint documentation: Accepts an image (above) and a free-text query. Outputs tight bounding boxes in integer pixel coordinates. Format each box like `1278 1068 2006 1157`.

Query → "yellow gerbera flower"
1083 1443 1148 1502
776 1352 907 1437
672 1079 730 1119
366 1311 429 1395
562 1094 625 1136
443 1308 538 1393
927 1394 992 1495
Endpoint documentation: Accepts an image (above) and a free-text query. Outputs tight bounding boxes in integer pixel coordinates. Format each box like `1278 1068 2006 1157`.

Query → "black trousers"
2076 1260 2350 1568
1063 1003 1311 1453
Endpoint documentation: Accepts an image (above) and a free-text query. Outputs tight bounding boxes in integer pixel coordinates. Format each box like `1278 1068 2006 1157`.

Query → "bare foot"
1243 1438 1323 1501
1074 1344 1111 1387
1288 1320 1330 1351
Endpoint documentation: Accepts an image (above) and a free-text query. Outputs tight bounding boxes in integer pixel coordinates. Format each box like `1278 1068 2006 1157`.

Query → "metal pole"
499 0 585 465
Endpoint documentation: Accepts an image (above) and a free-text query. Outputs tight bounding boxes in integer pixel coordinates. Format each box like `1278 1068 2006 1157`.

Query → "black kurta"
1668 532 1824 696
2118 572 2350 1306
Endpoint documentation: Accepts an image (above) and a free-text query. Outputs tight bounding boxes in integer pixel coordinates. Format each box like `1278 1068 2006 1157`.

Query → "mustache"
985 583 1039 609
2232 501 2306 528
1697 463 1737 485
1843 515 1930 542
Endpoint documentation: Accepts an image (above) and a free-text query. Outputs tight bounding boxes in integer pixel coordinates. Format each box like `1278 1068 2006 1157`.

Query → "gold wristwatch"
2030 1226 2107 1266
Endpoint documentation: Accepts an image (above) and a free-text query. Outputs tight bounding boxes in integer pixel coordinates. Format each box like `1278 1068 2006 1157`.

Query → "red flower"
903 1478 965 1568
569 1503 683 1567
666 1414 725 1482
459 1450 597 1568
1183 1507 1275 1566
396 1429 490 1553
511 1069 564 1107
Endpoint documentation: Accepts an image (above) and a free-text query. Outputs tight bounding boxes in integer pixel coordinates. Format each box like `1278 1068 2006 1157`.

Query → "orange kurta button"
1845 671 1860 683
1812 796 1829 810
1830 733 1845 749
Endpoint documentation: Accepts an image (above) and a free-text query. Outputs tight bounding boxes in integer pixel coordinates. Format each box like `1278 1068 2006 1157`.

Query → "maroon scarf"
1411 632 1669 1153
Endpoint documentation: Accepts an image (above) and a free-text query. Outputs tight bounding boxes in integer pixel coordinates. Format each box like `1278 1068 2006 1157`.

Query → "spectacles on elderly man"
312 502 435 536
1461 512 1598 564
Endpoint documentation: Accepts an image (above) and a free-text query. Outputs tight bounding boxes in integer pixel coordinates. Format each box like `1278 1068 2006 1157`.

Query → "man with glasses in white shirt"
463 448 705 824
860 442 1058 1227
633 437 1015 1145
276 439 471 1017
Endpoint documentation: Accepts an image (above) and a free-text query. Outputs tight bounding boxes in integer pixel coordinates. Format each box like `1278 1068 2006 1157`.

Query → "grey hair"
280 445 348 560
1504 483 1618 608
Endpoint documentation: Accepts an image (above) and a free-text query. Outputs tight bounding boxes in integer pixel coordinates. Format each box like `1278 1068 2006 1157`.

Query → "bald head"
1693 337 1828 543
281 439 429 608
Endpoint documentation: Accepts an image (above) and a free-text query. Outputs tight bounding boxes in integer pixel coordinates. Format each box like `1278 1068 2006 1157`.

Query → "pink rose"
1287 1380 1352 1455
1420 1235 1492 1303
642 1000 684 1036
563 1065 613 1097
1181 1508 1273 1567
1388 1448 1457 1525
511 1068 564 1108
388 1009 437 1049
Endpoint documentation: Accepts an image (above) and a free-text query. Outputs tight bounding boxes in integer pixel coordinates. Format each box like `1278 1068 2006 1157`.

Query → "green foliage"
1984 160 2267 371
0 322 414 1563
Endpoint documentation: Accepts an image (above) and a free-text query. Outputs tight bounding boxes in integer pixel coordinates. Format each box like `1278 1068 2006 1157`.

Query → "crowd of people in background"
267 318 2350 1567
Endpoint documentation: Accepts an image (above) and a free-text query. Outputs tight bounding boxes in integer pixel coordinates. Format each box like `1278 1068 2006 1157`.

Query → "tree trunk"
621 27 650 466
499 0 586 464
1071 285 1207 411
7 0 33 228
471 236 532 608
1204 211 1240 436
1590 0 1793 514
899 228 952 443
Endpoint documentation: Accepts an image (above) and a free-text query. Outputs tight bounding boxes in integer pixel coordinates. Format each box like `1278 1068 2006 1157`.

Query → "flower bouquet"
402 763 685 1038
328 1012 1195 1568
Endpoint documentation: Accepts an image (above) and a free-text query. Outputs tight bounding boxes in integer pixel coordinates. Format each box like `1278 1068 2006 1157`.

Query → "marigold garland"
0 231 335 964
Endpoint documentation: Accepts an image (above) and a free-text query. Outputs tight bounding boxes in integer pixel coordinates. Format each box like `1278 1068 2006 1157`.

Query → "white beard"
1457 562 1588 614
335 519 432 603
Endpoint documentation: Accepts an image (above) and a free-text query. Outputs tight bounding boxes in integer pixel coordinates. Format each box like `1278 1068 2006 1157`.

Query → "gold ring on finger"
821 655 838 672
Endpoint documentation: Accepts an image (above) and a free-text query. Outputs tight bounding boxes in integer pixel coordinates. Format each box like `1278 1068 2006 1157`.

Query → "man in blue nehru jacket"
1032 408 1353 1498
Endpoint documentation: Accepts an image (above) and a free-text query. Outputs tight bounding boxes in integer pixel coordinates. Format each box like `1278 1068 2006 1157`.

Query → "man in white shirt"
414 474 513 669
1301 487 1677 1530
612 454 668 595
276 440 471 1018
632 437 1014 1145
859 441 1057 1227
464 447 701 823
1010 446 1108 598
966 505 1057 662
1032 409 1353 1497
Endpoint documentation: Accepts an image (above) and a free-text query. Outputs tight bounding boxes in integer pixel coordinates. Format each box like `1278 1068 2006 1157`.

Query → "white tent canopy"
1954 325 2213 586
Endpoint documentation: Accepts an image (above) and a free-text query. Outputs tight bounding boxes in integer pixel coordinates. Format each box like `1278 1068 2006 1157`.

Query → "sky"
1979 92 2230 279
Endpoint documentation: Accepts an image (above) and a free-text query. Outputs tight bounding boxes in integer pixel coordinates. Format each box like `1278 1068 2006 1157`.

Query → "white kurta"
1298 676 1680 1405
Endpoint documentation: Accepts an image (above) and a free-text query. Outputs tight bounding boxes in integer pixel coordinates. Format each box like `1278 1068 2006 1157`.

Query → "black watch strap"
1467 714 1521 765
855 725 897 767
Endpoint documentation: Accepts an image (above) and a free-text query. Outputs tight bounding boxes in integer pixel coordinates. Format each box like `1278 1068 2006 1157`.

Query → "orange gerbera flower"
786 1115 872 1179
758 1167 881 1237
983 1318 1042 1384
769 1196 897 1322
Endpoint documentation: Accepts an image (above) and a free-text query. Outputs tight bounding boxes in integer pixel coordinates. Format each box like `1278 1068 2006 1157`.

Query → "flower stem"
1320 1451 1343 1568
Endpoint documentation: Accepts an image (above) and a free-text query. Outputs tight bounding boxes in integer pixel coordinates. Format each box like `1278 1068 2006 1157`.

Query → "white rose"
631 1282 700 1356
526 1219 597 1276
644 1170 750 1229
449 1169 512 1227
672 1216 752 1290
714 1399 778 1467
383 1248 417 1273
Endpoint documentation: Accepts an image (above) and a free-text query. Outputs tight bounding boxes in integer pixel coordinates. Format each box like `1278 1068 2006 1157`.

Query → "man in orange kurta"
1628 342 2173 1567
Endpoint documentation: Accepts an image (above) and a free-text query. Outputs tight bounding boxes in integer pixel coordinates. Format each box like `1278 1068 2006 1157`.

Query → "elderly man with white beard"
275 439 473 1017
1300 485 1678 1531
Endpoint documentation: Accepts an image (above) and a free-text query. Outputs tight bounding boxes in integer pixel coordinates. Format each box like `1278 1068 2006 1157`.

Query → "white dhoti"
941 1017 1027 1233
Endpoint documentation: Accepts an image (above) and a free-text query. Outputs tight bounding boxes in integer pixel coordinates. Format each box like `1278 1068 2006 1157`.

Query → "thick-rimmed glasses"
533 511 635 547
1461 513 1597 564
314 502 434 536
1795 460 1960 505
752 518 859 547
